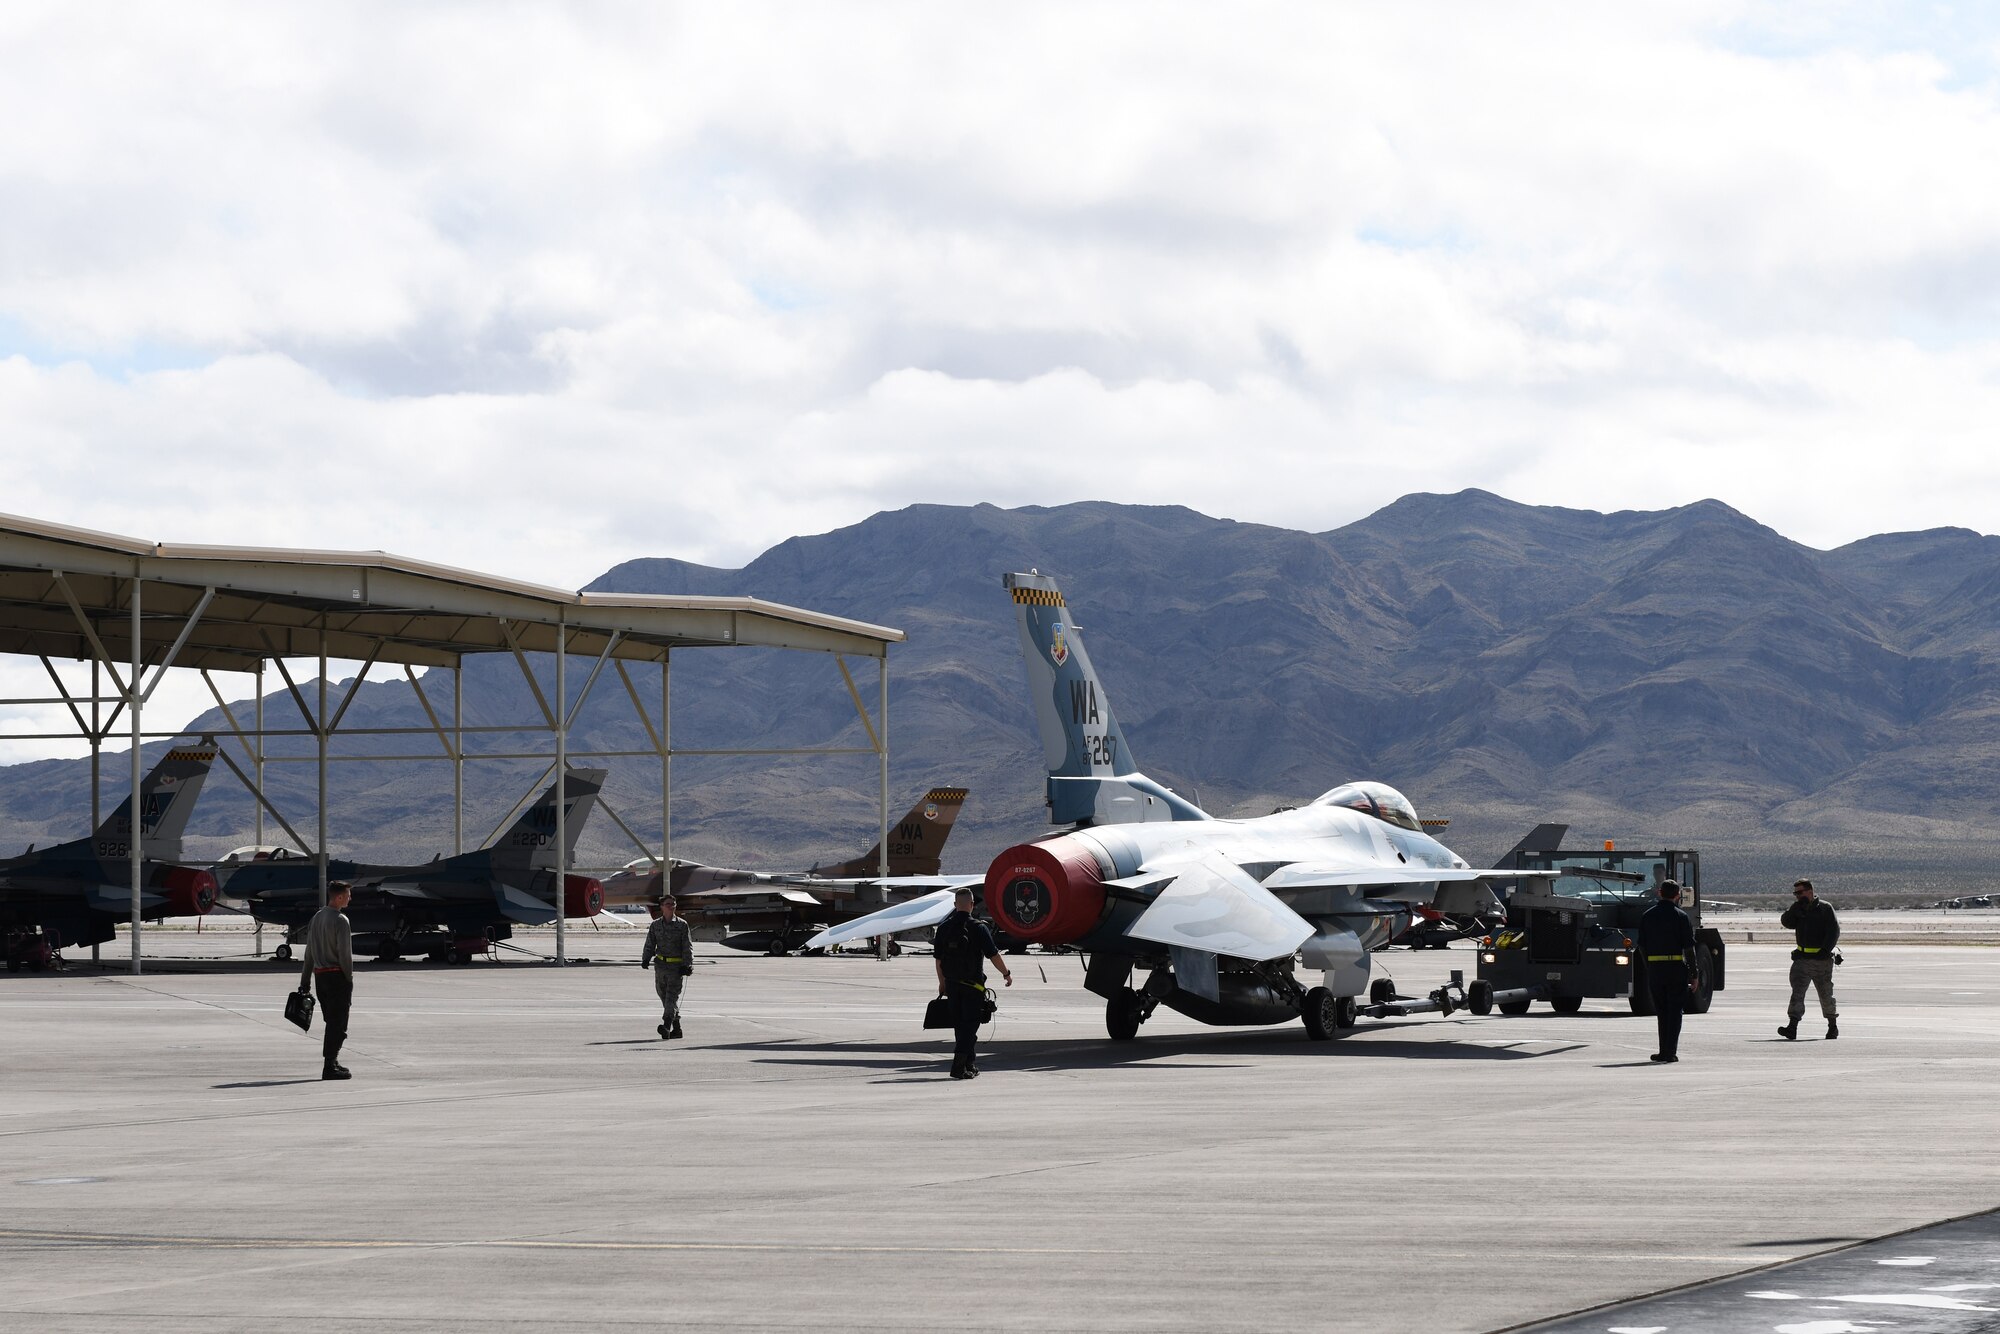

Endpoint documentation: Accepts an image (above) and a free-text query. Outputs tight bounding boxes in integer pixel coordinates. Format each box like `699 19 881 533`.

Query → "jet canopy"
1314 781 1422 832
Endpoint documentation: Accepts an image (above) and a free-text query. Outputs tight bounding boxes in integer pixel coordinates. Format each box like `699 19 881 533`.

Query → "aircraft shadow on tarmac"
709 1030 1585 1072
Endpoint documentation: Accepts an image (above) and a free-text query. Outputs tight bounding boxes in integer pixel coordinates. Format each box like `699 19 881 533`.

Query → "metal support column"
254 662 264 956
128 574 142 975
876 655 889 962
661 652 671 870
91 657 100 965
672 652 680 872
554 623 567 966
317 626 328 907
453 662 464 856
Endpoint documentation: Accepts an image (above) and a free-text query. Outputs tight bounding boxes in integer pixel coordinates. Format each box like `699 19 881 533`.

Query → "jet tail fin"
488 768 608 870
820 786 968 877
1496 823 1569 869
96 740 218 862
1003 572 1205 826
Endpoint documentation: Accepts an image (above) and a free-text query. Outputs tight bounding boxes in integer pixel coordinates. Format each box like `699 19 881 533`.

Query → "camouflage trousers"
1788 956 1837 1021
653 968 685 1029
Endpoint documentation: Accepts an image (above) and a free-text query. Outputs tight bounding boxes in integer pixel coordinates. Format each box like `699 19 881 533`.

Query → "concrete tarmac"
2 938 1997 1333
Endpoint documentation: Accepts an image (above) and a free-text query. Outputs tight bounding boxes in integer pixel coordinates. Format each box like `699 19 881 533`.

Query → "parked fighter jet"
810 573 1546 1040
1 742 222 970
602 787 972 954
222 768 609 964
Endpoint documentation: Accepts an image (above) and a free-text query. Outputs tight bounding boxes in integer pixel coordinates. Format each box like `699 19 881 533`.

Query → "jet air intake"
982 835 1107 946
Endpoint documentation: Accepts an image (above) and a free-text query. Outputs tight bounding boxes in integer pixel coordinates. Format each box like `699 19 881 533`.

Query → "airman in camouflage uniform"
643 896 693 1040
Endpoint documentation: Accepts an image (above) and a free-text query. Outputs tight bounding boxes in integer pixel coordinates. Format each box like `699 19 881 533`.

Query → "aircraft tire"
887 940 902 957
765 937 788 957
1498 999 1531 1016
1301 986 1341 1041
1334 994 1358 1028
1551 995 1583 1014
274 943 292 962
1107 987 1144 1041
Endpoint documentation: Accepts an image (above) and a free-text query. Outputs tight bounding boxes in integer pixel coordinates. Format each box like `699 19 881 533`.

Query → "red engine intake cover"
563 875 604 918
982 835 1107 946
151 866 218 917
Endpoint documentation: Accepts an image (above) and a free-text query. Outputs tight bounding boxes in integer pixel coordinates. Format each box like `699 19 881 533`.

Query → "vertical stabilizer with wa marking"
1002 572 1205 826
94 741 218 863
822 786 970 878
488 768 608 871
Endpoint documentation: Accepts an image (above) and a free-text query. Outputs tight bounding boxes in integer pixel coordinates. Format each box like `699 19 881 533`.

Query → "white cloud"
2 0 1998 591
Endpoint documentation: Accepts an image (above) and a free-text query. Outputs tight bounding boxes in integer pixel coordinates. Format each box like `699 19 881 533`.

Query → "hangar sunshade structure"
0 512 904 973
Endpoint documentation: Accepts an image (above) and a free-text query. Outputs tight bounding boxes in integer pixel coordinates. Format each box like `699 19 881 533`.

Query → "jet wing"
801 888 961 950
684 885 828 905
1124 856 1314 962
1260 864 1553 893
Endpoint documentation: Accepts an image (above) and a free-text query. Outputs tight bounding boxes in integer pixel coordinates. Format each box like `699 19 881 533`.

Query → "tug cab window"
1315 781 1423 832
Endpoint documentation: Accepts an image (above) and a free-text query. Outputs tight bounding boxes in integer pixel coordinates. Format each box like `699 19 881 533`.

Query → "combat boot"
1827 1018 1839 1040
657 1022 668 1039
669 1024 684 1040
1778 1020 1798 1041
322 1063 351 1080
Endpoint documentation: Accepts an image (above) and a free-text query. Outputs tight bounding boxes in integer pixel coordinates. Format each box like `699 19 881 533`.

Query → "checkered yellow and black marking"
165 749 217 763
923 788 969 804
1011 587 1065 607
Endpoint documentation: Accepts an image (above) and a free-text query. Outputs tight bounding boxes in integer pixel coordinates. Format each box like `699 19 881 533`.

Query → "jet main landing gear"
1300 986 1358 1040
1106 986 1157 1041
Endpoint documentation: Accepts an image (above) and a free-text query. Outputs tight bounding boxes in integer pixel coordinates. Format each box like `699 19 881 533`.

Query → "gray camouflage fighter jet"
1 742 221 970
810 573 1546 1040
601 786 973 954
221 768 609 964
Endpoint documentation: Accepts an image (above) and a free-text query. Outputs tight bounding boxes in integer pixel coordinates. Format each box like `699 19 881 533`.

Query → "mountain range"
4 491 1998 901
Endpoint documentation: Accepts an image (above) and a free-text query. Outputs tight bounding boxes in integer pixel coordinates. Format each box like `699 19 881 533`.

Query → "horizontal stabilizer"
86 885 162 913
1126 856 1314 962
494 881 558 925
802 888 959 949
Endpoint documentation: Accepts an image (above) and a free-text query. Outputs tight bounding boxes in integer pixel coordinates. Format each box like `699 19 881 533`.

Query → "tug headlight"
1481 951 1497 964
1615 953 1631 966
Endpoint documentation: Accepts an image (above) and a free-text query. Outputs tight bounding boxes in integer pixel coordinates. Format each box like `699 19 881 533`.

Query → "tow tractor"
1471 843 1723 1016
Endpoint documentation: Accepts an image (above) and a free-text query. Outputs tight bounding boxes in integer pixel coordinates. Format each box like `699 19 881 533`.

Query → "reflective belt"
1798 947 1822 954
657 956 684 963
1645 954 1684 963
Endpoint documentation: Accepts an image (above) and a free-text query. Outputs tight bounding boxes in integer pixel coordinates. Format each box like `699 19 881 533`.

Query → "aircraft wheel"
1467 980 1494 1017
274 943 292 962
1107 987 1144 1041
1498 999 1531 1016
1369 977 1396 1006
1301 986 1341 1041
1551 995 1583 1014
1334 995 1358 1029
765 937 788 957
887 940 902 957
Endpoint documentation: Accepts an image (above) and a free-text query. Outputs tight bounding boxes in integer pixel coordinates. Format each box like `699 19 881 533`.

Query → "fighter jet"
810 572 1546 1040
1 742 221 970
222 768 610 964
602 787 974 954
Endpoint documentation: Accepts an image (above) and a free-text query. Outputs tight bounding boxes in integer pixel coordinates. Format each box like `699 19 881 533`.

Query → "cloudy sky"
4 0 1999 595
